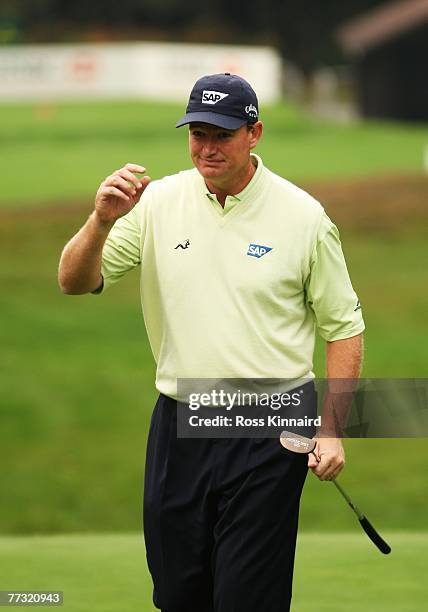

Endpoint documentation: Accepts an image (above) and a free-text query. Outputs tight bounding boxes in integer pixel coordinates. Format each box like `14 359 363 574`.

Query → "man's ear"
248 121 263 149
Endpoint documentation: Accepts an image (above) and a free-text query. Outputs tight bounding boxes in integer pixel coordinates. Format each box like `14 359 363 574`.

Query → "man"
59 73 364 612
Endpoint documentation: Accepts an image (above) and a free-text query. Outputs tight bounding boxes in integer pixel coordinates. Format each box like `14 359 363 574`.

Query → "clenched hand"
308 437 345 481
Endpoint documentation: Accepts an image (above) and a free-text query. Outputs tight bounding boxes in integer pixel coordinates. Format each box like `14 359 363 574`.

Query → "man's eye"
192 131 204 138
218 132 232 140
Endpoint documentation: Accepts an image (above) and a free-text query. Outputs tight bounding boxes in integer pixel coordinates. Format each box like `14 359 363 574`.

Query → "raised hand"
95 163 151 225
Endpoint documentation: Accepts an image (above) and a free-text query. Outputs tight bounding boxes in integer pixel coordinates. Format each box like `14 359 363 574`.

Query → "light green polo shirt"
98 154 364 399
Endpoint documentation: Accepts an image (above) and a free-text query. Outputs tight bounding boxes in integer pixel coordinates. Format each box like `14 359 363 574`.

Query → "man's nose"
202 138 217 155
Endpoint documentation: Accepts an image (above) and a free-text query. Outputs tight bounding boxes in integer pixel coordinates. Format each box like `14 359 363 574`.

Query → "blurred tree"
273 0 391 73
6 0 389 70
215 0 388 73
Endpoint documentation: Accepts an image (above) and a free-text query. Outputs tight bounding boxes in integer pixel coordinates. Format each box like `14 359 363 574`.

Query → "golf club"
280 430 391 555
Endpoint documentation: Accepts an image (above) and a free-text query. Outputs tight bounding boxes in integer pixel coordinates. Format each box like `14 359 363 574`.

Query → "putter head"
280 430 316 455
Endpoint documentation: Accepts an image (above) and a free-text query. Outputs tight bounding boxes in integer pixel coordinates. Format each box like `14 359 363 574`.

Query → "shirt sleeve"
305 212 365 341
96 199 144 292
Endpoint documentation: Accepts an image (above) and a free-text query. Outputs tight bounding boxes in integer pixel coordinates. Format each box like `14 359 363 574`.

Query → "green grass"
0 532 426 611
317 233 428 376
0 99 427 535
0 99 427 206
0 205 427 533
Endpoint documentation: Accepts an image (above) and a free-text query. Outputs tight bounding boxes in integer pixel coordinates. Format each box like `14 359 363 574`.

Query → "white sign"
0 42 282 103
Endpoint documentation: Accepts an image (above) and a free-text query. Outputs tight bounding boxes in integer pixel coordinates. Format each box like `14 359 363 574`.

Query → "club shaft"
282 438 392 553
332 479 364 520
310 451 363 519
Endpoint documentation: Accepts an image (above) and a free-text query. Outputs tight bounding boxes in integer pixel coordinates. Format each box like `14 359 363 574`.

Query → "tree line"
1 1 387 72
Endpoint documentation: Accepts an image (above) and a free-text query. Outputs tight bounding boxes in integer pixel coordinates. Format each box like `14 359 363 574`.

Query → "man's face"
188 122 262 184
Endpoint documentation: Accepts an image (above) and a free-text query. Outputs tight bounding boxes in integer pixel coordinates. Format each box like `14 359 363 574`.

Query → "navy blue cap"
176 73 259 130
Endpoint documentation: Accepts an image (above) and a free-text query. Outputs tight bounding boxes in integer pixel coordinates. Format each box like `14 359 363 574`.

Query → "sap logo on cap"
245 104 258 118
202 90 229 105
247 243 272 258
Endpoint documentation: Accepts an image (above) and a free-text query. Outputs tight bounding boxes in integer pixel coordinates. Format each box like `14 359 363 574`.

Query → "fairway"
0 98 427 541
0 532 426 611
1 98 428 536
0 100 427 207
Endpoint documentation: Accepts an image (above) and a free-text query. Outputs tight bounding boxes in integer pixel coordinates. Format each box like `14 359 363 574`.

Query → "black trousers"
143 393 312 612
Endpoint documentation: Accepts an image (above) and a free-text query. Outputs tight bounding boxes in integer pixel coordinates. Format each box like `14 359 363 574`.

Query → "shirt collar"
199 154 265 214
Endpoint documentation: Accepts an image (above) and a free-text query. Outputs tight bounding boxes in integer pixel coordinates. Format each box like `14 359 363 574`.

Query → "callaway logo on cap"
176 73 259 130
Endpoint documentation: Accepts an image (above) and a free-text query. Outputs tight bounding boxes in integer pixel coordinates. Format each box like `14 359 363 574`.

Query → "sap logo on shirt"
247 244 273 258
202 90 229 105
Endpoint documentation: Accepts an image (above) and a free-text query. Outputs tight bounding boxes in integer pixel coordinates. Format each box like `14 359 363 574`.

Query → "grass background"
0 99 427 608
0 100 427 206
0 532 426 611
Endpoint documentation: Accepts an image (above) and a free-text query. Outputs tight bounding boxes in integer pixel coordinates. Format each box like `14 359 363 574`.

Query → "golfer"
58 73 364 612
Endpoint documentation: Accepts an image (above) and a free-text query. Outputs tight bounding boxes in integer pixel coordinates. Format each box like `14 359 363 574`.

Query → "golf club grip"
359 517 391 554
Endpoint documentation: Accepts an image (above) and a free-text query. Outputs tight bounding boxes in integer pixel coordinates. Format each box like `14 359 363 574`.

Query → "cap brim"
175 112 246 130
